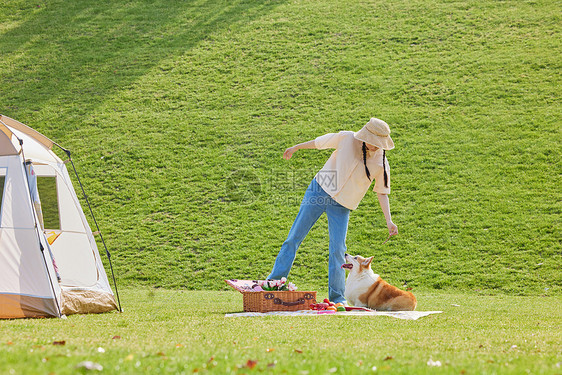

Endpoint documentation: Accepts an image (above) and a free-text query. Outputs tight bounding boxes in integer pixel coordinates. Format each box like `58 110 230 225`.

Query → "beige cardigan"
314 131 390 210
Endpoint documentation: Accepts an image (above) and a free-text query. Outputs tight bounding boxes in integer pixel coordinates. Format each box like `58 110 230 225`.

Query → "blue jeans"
267 178 350 303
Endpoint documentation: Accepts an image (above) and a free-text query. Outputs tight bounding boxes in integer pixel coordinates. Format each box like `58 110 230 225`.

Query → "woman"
267 118 398 304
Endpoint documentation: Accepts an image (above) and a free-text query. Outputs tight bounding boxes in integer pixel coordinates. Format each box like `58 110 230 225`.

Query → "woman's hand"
387 221 398 236
283 146 297 160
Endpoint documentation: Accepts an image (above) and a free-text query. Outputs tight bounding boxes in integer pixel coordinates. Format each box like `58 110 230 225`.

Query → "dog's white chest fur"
344 271 380 307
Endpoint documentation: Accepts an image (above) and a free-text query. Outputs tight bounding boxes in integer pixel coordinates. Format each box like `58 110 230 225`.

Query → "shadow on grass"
0 0 285 135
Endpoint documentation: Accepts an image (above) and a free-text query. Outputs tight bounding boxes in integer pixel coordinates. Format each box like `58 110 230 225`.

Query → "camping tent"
0 115 120 318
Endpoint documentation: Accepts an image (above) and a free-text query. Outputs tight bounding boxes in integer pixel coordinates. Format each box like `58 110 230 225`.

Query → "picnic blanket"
225 310 442 320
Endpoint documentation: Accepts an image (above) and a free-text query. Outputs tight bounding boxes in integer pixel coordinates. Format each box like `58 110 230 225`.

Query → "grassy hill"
1 0 559 295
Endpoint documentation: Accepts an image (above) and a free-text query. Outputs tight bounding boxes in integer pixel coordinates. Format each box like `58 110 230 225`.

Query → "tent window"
37 177 60 230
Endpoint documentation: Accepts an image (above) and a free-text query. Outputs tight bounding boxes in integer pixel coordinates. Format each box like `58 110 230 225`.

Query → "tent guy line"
61 142 122 313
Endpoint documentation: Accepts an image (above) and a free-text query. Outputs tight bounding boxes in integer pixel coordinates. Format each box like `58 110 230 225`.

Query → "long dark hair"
362 142 388 188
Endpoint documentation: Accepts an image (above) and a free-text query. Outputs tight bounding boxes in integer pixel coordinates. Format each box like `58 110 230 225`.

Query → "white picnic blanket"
225 310 442 320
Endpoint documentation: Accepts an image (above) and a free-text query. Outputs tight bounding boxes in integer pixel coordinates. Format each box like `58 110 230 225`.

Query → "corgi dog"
342 253 417 311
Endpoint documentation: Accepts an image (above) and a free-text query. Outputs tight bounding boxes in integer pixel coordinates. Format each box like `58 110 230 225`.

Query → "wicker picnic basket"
226 279 317 312
243 291 317 313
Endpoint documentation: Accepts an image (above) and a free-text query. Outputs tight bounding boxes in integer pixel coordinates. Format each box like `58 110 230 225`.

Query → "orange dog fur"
342 254 417 311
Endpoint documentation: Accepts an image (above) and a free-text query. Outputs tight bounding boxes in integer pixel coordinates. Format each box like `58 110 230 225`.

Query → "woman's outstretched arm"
377 193 398 236
283 140 317 160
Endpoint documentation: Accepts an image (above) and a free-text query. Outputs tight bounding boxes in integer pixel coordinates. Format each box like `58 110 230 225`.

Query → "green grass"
1 289 561 374
2 1 560 374
0 0 560 295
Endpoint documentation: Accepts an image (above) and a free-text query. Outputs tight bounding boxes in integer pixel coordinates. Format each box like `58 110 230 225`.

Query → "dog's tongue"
341 263 353 270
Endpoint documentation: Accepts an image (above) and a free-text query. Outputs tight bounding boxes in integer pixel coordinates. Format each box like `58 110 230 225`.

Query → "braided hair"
383 149 388 188
362 142 371 181
362 142 389 188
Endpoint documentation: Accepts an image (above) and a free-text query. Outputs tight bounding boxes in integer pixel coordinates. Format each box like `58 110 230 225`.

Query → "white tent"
0 115 119 318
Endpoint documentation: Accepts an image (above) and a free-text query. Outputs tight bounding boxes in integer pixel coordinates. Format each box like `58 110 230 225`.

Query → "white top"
314 131 390 210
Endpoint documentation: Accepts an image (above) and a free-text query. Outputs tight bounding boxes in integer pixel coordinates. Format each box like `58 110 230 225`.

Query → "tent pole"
19 138 63 318
61 148 123 313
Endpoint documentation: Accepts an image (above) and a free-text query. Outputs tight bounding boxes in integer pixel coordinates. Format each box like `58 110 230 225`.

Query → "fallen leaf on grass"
52 341 66 346
245 359 258 369
175 344 184 348
294 349 303 354
76 361 103 371
157 351 168 360
266 348 275 352
267 361 277 368
112 335 121 340
383 356 393 361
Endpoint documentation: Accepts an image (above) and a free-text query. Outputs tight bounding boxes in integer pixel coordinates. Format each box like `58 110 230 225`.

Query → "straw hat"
354 118 394 150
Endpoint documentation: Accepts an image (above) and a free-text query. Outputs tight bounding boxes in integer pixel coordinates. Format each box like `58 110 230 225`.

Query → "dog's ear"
362 256 374 266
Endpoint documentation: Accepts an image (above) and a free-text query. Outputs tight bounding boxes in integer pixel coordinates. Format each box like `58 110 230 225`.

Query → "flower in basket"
258 277 298 291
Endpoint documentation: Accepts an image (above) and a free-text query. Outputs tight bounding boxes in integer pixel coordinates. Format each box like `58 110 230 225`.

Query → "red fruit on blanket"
310 303 329 310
